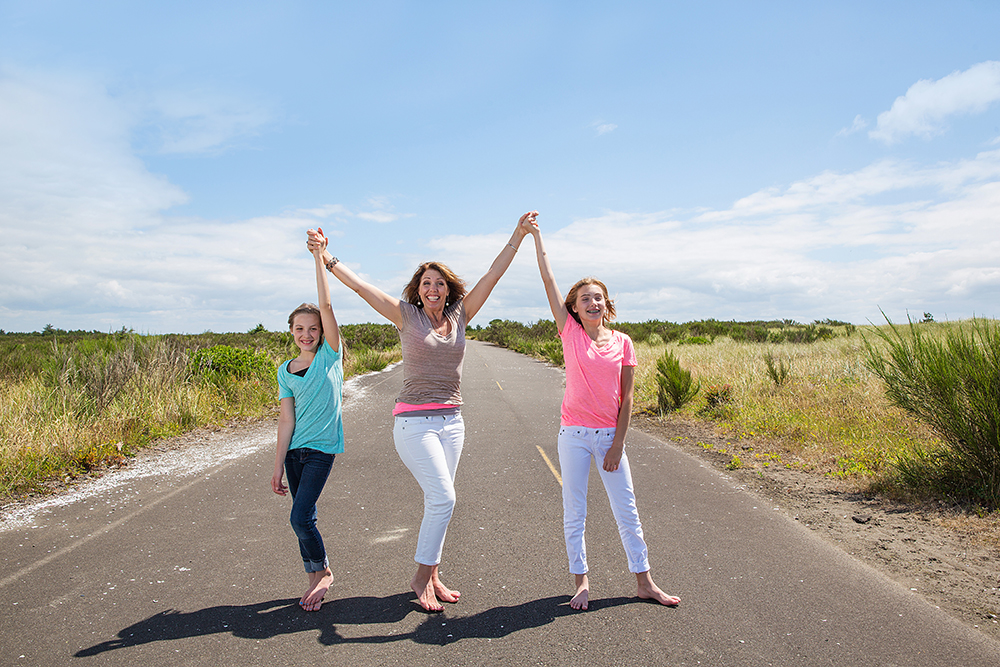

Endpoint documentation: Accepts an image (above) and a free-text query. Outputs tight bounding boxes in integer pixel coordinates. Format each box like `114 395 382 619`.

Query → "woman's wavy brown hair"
401 262 468 308
564 277 616 326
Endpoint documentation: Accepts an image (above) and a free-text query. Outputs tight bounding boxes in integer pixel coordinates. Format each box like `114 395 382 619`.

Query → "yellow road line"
536 445 562 486
496 381 503 390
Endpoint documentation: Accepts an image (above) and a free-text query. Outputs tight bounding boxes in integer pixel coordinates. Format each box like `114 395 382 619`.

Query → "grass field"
0 325 400 501
632 331 941 482
2 317 993 509
472 317 993 505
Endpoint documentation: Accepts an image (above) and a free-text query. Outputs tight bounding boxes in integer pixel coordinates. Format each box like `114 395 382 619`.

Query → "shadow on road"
75 593 653 655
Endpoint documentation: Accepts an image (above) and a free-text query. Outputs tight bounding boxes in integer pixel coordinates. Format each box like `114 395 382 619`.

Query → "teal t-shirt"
277 339 344 454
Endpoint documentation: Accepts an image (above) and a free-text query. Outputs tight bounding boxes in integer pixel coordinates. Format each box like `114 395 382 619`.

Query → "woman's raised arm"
462 212 535 322
307 228 403 328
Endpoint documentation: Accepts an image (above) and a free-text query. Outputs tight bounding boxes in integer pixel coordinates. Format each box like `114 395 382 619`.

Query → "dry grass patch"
633 330 941 482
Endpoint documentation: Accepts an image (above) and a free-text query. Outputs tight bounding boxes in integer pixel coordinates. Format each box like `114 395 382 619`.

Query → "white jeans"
558 426 650 575
393 413 465 566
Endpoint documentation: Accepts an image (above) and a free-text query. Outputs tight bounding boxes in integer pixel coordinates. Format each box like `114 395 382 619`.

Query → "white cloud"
3 64 999 333
0 66 364 333
0 65 188 233
296 200 406 225
426 149 1000 326
591 120 618 136
835 114 867 138
869 61 1000 144
128 87 276 155
298 204 350 218
357 211 401 223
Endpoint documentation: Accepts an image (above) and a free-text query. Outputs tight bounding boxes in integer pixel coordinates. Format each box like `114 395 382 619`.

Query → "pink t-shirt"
559 315 637 428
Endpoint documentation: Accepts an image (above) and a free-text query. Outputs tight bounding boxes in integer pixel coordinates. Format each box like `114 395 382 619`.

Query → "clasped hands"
306 227 328 254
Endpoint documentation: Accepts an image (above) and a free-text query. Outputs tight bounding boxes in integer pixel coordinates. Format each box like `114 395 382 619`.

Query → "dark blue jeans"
284 447 335 573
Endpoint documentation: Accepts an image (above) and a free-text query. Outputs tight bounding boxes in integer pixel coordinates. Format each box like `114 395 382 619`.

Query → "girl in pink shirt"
522 212 680 611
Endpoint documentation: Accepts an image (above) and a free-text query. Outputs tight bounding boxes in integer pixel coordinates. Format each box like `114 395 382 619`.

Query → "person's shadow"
75 593 649 655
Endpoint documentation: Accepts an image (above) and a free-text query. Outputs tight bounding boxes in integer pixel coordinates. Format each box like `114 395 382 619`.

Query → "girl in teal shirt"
271 234 344 612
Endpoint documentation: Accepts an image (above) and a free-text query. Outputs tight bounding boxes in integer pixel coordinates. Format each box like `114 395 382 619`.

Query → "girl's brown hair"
564 278 616 326
401 262 468 308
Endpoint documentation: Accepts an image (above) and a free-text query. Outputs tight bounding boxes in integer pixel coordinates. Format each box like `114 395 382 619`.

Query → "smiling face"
572 283 607 324
290 312 322 354
418 268 450 312
564 277 616 326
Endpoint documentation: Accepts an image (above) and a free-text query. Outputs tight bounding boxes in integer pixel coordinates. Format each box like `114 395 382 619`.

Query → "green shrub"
655 350 699 412
341 323 400 350
731 325 769 343
540 340 564 366
764 352 791 387
349 347 395 375
864 317 1000 506
190 345 274 385
678 336 712 346
764 352 792 387
704 383 733 408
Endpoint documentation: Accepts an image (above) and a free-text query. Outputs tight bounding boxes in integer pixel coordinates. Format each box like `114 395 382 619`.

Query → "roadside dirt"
633 412 1000 641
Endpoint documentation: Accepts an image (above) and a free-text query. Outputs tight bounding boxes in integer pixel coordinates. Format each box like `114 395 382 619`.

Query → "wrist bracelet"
507 243 518 252
325 256 340 271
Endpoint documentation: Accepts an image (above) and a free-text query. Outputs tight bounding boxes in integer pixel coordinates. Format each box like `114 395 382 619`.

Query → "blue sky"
2 1 999 333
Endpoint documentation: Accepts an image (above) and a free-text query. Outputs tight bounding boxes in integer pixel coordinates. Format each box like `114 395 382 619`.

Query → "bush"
349 347 396 375
864 317 1000 506
190 345 274 386
540 340 564 366
704 383 733 409
655 350 699 412
341 323 399 351
678 336 712 346
764 352 791 387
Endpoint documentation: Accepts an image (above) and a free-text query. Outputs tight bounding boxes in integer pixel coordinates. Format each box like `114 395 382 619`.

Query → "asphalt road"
2 341 998 666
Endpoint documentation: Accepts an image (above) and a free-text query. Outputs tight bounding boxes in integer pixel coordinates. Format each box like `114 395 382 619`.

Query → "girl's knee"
290 512 316 536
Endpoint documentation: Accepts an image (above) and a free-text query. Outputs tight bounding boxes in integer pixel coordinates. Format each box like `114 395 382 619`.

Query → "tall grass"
655 350 700 412
476 316 1000 504
864 317 1000 506
0 326 400 500
633 330 940 483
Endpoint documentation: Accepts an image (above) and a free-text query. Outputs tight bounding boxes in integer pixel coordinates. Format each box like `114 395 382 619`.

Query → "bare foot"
430 565 460 604
411 569 443 612
410 563 459 611
570 573 590 610
636 571 680 607
300 568 332 612
299 571 318 607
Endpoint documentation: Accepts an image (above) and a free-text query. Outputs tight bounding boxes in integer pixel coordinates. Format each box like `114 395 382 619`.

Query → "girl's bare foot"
570 573 590 610
636 571 680 607
300 568 333 612
299 571 318 607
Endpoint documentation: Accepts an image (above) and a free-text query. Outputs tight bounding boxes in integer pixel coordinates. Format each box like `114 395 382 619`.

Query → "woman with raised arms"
307 214 533 612
521 211 681 611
